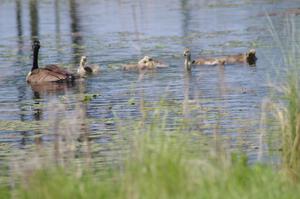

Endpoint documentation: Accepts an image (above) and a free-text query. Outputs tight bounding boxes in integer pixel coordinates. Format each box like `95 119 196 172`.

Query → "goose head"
80 56 87 67
32 40 40 51
246 49 257 65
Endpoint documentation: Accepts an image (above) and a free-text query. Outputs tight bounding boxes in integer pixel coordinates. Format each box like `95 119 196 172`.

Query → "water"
0 0 300 171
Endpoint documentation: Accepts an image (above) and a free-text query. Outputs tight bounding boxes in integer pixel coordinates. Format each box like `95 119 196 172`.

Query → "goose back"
27 65 75 83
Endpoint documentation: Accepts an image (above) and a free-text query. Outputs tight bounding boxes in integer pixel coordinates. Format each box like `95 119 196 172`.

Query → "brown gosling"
221 49 257 65
183 48 257 71
77 56 100 77
26 40 76 83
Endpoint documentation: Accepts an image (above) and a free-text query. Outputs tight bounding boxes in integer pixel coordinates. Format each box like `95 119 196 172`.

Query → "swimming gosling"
183 48 257 71
122 56 167 71
26 40 76 83
183 48 225 71
77 56 100 76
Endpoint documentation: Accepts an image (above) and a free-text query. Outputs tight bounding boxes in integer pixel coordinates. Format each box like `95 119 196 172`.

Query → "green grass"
265 15 300 180
1 129 299 199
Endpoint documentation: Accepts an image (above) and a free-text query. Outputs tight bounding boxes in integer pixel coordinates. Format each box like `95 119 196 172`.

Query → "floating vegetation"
128 98 135 105
82 93 100 103
155 44 166 49
0 120 48 131
104 118 114 125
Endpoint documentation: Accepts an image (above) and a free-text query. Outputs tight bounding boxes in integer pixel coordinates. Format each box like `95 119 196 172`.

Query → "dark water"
0 0 300 171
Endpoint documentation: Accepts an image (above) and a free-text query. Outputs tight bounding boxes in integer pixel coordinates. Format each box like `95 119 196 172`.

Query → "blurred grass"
1 96 300 199
264 15 300 180
3 126 300 199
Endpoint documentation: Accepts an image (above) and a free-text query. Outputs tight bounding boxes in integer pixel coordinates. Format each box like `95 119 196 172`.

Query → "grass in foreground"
1 130 300 199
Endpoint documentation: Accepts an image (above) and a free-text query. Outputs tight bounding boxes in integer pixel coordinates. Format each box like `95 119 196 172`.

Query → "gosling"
183 48 225 71
183 48 257 71
122 56 167 71
77 56 100 77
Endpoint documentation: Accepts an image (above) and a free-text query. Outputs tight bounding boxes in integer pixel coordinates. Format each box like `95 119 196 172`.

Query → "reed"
265 15 300 179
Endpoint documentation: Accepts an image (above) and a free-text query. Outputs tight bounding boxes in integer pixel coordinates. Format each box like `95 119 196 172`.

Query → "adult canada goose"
122 56 167 70
26 40 76 83
77 56 100 76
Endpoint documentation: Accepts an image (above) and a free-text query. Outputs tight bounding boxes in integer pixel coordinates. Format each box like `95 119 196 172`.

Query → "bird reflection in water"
29 81 76 94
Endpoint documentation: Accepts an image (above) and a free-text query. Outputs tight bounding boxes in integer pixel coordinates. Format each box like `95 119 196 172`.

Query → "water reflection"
217 65 226 98
16 0 23 45
77 82 92 165
131 5 140 42
182 71 191 117
32 91 42 146
181 0 191 38
68 0 91 163
15 0 24 68
69 0 84 64
15 0 28 146
29 0 39 39
55 0 62 62
15 0 24 60
29 82 75 94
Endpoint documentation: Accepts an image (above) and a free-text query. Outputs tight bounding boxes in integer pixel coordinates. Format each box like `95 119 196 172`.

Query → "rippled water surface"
1 0 300 171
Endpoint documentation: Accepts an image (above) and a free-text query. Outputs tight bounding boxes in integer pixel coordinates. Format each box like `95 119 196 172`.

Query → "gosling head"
138 56 153 64
218 58 226 65
246 49 257 65
183 48 191 58
183 48 192 71
138 56 155 69
80 56 87 66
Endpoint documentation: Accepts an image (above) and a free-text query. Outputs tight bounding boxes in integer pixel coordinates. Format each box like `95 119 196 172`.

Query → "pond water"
0 0 300 173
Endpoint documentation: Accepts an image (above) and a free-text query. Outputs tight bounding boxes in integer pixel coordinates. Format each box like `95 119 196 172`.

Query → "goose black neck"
32 45 39 71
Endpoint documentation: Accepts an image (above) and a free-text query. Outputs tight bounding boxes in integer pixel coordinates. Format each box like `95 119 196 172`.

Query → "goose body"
77 56 100 76
26 40 76 83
